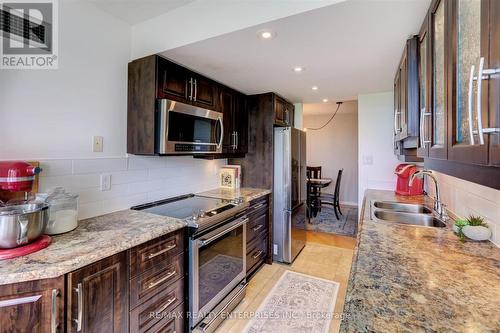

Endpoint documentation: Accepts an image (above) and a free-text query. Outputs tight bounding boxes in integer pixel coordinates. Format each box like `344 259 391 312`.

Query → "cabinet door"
429 0 448 159
220 88 236 152
192 75 219 111
234 92 248 154
400 53 408 137
284 102 294 127
157 59 190 103
448 0 488 164
418 13 431 157
489 0 500 166
0 277 64 333
394 69 402 141
274 97 287 126
67 252 128 333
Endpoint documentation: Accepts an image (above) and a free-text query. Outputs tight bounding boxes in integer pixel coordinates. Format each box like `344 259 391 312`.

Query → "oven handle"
198 217 248 247
217 116 224 149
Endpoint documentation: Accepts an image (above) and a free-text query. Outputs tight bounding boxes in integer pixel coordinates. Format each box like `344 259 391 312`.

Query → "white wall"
0 1 226 219
303 101 358 205
357 92 400 206
294 103 303 129
425 171 500 247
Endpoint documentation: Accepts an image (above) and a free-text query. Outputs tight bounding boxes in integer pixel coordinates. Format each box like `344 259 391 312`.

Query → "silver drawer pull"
147 270 176 290
156 296 177 314
252 203 264 211
73 283 83 332
147 243 176 260
252 250 264 260
252 224 264 232
51 289 59 333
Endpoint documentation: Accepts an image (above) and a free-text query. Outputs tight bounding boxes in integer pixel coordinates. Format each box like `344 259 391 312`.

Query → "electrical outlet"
100 174 111 191
362 155 374 165
273 244 278 255
92 136 103 152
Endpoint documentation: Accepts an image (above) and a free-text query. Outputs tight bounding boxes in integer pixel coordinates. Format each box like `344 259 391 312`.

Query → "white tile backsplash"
427 171 500 247
38 156 226 220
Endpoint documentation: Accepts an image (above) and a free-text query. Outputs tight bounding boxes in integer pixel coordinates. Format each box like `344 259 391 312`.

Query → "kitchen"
0 0 499 333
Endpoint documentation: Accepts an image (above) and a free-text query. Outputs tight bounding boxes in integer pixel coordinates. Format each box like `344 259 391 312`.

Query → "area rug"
294 204 358 237
199 254 243 309
242 270 340 333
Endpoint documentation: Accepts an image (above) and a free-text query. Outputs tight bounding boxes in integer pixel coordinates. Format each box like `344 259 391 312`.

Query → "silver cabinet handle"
474 57 500 144
147 243 176 260
252 250 264 260
217 116 223 149
394 109 401 134
236 131 239 149
155 296 177 314
194 79 197 101
231 132 236 149
189 78 193 101
51 289 59 333
252 203 264 210
252 224 263 232
420 107 431 148
73 283 83 332
468 65 476 145
147 270 176 290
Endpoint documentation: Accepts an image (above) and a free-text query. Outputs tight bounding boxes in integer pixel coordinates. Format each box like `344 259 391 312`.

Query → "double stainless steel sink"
371 201 447 228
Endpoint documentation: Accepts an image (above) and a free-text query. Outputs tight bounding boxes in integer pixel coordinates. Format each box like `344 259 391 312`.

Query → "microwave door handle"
217 116 223 149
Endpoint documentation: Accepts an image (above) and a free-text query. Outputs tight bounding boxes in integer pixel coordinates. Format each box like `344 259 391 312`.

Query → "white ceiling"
162 0 430 104
304 100 357 115
88 0 195 24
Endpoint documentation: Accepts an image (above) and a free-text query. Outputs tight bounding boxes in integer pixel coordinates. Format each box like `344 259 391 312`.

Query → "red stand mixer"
395 164 424 196
0 161 51 260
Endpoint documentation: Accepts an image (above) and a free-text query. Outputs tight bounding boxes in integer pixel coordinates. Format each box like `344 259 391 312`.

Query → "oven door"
189 215 247 326
157 99 223 154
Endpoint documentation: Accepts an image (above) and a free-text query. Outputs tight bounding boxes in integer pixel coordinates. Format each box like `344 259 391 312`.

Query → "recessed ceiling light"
293 66 304 73
322 98 328 103
312 86 319 91
258 30 275 39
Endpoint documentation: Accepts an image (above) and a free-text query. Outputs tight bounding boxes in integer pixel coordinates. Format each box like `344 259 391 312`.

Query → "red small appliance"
395 164 424 196
0 161 41 192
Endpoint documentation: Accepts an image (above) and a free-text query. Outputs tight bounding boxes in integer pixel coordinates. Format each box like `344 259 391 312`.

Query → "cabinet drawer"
246 234 268 274
145 303 184 333
247 197 269 217
130 253 184 309
246 212 268 244
130 230 184 279
130 279 184 333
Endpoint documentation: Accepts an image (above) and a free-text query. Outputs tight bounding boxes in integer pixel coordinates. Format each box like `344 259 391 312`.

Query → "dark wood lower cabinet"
0 277 65 333
67 252 128 333
245 195 271 278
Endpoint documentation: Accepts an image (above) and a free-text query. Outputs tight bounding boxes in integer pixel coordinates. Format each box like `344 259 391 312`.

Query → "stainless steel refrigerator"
273 127 307 263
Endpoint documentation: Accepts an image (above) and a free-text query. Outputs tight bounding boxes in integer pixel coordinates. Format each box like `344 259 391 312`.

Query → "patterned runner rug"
243 270 339 333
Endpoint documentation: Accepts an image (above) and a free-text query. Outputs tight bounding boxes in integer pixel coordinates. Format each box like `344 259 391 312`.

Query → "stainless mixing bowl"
0 203 49 249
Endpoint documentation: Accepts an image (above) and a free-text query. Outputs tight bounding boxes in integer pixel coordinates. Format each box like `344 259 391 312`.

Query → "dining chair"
306 166 322 219
319 169 343 220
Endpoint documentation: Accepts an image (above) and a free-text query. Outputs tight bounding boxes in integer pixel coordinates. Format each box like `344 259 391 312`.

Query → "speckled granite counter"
196 187 271 202
340 189 500 333
0 210 185 285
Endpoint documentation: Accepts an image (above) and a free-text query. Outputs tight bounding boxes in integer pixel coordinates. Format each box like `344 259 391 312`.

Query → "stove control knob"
199 210 206 218
232 197 244 204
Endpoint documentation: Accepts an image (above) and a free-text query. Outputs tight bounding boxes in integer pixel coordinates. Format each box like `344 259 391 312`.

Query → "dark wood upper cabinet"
157 58 190 103
418 11 432 158
0 277 65 333
191 74 219 110
274 95 294 127
220 86 248 155
447 0 499 166
67 252 128 333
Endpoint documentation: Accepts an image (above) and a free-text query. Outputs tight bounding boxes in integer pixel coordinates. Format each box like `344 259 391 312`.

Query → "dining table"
306 177 333 221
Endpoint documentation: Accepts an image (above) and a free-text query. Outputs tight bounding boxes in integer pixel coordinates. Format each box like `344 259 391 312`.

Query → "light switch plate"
273 244 278 255
362 155 374 165
92 136 103 152
100 174 111 191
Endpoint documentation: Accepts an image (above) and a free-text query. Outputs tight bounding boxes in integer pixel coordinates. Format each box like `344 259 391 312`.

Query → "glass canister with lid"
45 187 79 235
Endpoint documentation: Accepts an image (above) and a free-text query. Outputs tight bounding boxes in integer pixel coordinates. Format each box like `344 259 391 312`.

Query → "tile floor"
215 231 356 333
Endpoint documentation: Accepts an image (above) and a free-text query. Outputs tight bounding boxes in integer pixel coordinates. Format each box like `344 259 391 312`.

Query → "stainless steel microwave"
156 99 223 154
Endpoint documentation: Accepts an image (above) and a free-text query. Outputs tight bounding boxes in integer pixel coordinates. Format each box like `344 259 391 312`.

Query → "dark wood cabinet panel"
220 86 248 155
67 252 128 333
192 75 218 110
0 277 64 333
489 0 500 166
245 195 271 279
157 58 190 103
145 303 184 333
418 12 432 158
246 233 268 277
274 96 294 127
129 229 184 279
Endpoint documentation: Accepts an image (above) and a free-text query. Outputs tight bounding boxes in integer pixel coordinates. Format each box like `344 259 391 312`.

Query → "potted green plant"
462 215 491 241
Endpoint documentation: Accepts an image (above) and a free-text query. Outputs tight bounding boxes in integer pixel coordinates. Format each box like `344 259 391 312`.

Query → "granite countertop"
0 187 269 286
0 210 186 285
340 189 500 332
196 187 271 202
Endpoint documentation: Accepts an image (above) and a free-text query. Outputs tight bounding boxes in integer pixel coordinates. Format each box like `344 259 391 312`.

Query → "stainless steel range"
132 194 249 333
